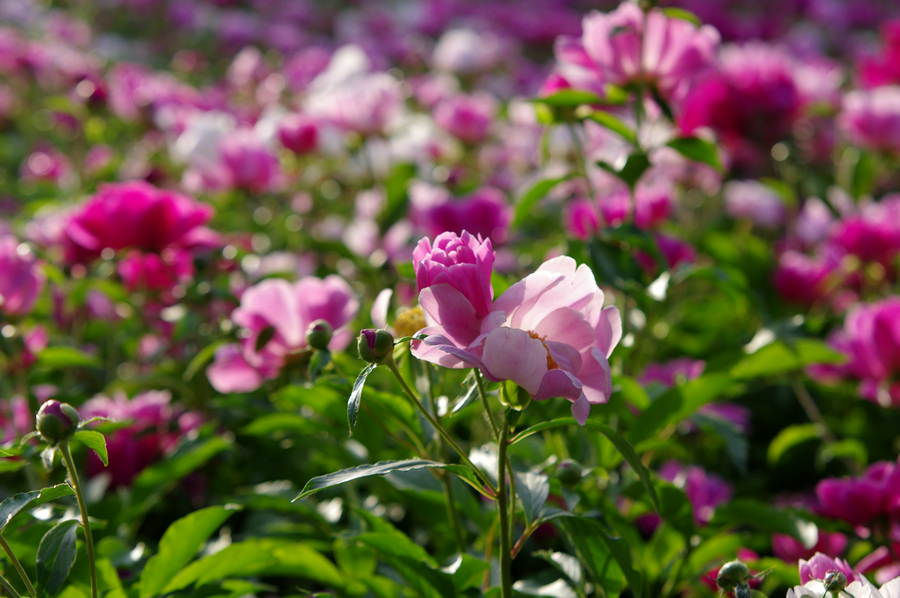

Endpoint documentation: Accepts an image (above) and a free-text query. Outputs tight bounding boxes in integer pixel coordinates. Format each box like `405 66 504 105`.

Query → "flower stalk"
0 535 34 597
58 441 98 598
497 419 512 598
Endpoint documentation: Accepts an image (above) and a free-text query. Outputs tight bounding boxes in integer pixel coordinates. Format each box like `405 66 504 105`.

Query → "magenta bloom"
580 3 719 101
799 553 858 585
278 113 319 155
815 460 900 526
218 127 282 193
723 180 786 228
421 187 512 245
639 358 706 387
414 231 495 319
207 276 359 394
563 198 601 241
433 92 497 144
838 87 900 153
633 182 674 230
80 390 202 488
660 460 732 525
415 253 621 424
772 531 848 564
65 181 215 261
830 195 900 267
773 251 839 306
0 236 45 317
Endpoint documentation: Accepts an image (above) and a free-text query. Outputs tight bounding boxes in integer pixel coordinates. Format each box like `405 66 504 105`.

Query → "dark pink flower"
278 113 319 155
0 236 45 317
830 195 900 267
838 87 900 153
207 276 359 394
563 197 601 241
413 231 495 319
773 250 840 306
660 460 732 525
773 532 848 564
420 186 512 245
218 128 282 193
433 92 497 144
815 460 900 526
639 358 706 387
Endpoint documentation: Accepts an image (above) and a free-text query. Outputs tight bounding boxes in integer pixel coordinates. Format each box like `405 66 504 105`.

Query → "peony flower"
799 552 859 585
207 276 359 394
0 236 45 317
723 180 786 228
433 91 497 144
217 127 282 193
278 112 319 155
415 253 621 424
660 460 732 525
815 460 900 526
838 87 900 153
773 532 848 564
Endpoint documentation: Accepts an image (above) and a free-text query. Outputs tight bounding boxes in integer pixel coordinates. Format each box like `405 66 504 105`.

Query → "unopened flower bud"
824 571 847 594
306 319 333 351
36 400 79 445
358 329 394 364
717 560 750 593
557 459 584 487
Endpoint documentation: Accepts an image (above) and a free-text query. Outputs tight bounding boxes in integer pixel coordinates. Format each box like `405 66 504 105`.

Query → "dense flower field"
3 0 900 596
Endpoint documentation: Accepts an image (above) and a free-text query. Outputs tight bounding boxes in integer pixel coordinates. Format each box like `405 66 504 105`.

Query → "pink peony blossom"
639 358 706 387
773 250 840 306
217 128 282 193
799 552 858 585
0 236 45 317
830 195 900 267
660 460 733 525
815 460 900 526
433 91 497 144
413 231 495 319
772 532 848 564
838 87 900 153
278 112 319 155
417 186 512 245
563 197 601 241
207 276 359 394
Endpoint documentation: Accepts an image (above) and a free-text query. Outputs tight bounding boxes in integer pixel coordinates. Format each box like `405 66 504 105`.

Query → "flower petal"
207 344 264 393
481 328 548 395
418 283 482 347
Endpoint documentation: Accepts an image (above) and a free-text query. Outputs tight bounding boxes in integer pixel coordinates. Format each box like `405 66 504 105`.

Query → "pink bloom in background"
660 460 733 525
217 127 282 193
80 390 203 488
773 250 839 306
563 197 601 241
19 146 73 187
633 182 674 230
838 87 900 153
830 195 900 267
799 552 858 585
278 112 319 155
859 20 900 88
0 236 45 317
207 275 359 394
634 233 696 275
723 180 786 228
416 250 622 424
815 460 900 526
639 358 706 387
433 91 497 144
772 531 848 564
420 186 512 245
579 3 720 101
0 396 31 443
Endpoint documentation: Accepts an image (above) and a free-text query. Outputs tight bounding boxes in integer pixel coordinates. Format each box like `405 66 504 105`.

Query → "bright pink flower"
773 531 848 564
580 3 720 101
773 250 839 306
633 182 674 229
815 460 900 526
19 147 72 187
0 236 44 317
799 553 858 585
838 87 900 153
639 358 706 387
64 181 215 261
830 196 900 267
218 128 282 193
207 276 359 394
278 113 319 155
413 231 495 319
80 390 202 488
117 248 195 292
433 92 497 144
858 20 900 88
660 460 732 525
563 198 601 241
419 186 512 245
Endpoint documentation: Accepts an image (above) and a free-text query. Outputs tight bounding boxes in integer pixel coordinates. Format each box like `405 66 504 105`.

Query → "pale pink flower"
798 552 859 585
839 86 900 153
433 92 497 144
207 276 359 394
0 236 44 317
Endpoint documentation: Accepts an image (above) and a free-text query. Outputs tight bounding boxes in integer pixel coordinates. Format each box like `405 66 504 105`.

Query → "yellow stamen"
395 306 426 338
527 330 559 370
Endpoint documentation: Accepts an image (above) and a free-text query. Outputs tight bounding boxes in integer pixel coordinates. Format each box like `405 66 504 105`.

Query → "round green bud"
716 560 750 592
824 571 847 594
36 400 79 445
358 329 394 364
306 319 333 351
557 459 584 487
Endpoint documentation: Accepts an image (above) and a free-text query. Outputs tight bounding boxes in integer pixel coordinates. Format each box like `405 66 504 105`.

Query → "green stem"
474 370 500 440
0 534 35 597
567 123 597 201
386 360 497 494
0 573 23 598
59 442 98 598
425 373 466 553
497 420 512 598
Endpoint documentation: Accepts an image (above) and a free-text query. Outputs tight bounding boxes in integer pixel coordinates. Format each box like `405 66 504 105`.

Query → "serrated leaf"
36 347 102 369
294 459 481 501
73 430 108 467
586 110 636 143
0 484 74 532
768 424 820 466
348 363 378 436
509 418 659 513
139 505 241 598
514 471 550 526
514 175 572 227
667 137 722 169
36 519 78 597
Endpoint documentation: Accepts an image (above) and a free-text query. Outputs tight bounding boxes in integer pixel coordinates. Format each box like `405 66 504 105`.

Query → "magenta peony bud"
36 399 79 445
358 329 394 364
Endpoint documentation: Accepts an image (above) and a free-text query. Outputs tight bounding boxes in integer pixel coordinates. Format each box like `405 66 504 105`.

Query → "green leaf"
509 418 659 513
767 424 820 466
356 533 454 598
294 459 479 501
139 505 241 598
514 175 572 227
183 341 223 381
657 484 695 539
163 539 343 593
36 347 102 369
514 472 550 526
627 374 734 448
710 500 818 545
536 89 604 108
731 339 845 379
666 137 722 170
0 484 75 532
449 372 480 416
36 519 78 598
348 363 378 436
661 7 702 25
598 153 650 190
557 518 637 598
72 430 108 467
586 110 637 143
241 413 320 436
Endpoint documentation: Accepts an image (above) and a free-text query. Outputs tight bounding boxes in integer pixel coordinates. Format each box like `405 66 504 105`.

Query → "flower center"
527 330 559 370
395 306 426 338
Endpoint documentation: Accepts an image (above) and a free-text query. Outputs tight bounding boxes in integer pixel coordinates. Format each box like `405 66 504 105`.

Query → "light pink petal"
595 306 622 359
571 393 592 425
533 307 596 351
235 278 304 347
418 284 482 347
411 328 483 369
371 288 392 329
578 347 613 405
207 344 264 394
481 328 548 396
491 271 565 329
544 340 583 374
536 255 578 276
534 368 583 402
519 264 599 330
